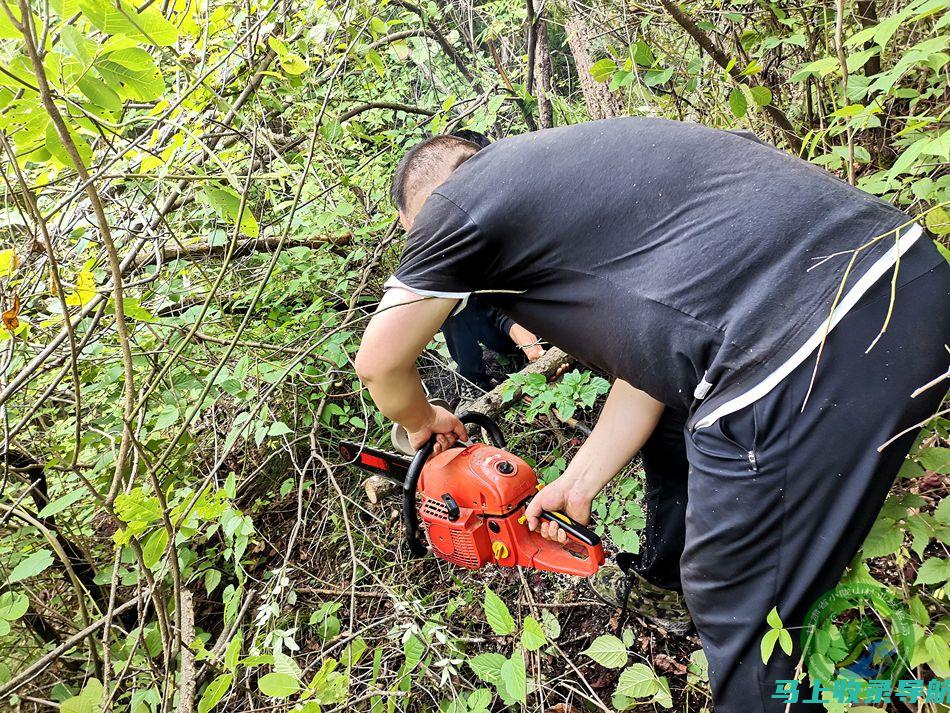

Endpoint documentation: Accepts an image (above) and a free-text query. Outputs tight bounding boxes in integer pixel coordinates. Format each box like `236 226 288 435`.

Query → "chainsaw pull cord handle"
402 411 507 557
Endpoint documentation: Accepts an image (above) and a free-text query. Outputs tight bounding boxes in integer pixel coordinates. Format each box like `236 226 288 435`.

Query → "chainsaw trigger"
441 493 461 521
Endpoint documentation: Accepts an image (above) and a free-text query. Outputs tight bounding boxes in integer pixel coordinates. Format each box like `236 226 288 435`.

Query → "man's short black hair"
390 133 485 212
449 129 491 149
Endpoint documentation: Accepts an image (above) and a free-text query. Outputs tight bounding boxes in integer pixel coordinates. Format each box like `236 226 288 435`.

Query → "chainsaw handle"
455 411 507 448
403 412 506 557
539 510 601 547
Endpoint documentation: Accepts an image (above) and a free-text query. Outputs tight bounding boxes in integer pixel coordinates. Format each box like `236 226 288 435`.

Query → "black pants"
441 299 521 389
629 237 950 711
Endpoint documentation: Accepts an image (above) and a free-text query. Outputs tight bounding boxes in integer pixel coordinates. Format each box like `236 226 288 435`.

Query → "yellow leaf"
925 205 950 236
0 249 17 278
65 270 96 306
2 293 20 331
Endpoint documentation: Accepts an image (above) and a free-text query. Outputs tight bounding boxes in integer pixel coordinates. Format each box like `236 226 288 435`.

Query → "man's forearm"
562 380 664 497
362 365 433 431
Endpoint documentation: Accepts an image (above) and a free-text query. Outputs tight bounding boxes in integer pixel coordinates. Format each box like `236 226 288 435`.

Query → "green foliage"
582 633 629 668
483 587 515 636
0 0 944 708
760 607 794 664
501 369 610 421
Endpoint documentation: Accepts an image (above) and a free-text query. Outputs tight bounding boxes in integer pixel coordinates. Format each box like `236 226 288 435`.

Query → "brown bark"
533 6 554 129
562 7 625 120
856 0 881 76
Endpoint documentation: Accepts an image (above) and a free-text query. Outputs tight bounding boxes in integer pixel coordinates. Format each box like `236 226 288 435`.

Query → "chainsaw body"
342 412 605 577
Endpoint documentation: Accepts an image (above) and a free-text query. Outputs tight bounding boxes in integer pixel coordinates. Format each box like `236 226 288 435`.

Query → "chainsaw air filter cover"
418 443 555 570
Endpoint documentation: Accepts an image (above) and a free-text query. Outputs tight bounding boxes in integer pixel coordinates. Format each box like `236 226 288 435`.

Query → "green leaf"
61 25 95 66
483 587 515 635
749 86 772 107
728 87 747 118
198 674 233 713
95 48 165 101
0 591 29 620
778 628 793 656
203 187 260 238
766 606 783 629
581 634 629 669
590 58 617 83
644 67 674 86
78 0 178 46
258 672 300 698
224 630 242 671
280 53 308 75
468 652 506 685
687 649 708 684
141 528 169 568
915 557 950 585
364 50 385 77
9 550 54 584
45 122 93 168
862 516 903 558
926 206 950 237
499 652 527 705
38 489 85 517
521 615 546 652
77 73 123 115
61 679 104 713
540 610 561 640
653 676 673 708
616 663 660 698
631 41 655 67
121 298 156 322
760 628 780 664
114 491 163 525
919 447 950 473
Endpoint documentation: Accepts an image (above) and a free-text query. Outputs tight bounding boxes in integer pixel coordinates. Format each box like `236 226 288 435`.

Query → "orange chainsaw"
340 412 604 577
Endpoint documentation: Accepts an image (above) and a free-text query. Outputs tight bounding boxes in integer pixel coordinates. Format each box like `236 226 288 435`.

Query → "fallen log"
132 234 351 271
465 347 572 418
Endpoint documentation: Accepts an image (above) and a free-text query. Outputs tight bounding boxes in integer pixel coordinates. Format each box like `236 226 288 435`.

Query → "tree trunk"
533 6 554 129
562 5 625 120
855 0 881 76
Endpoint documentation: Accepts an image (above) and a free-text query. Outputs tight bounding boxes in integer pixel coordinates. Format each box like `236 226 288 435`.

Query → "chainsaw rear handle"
403 411 507 557
538 510 601 547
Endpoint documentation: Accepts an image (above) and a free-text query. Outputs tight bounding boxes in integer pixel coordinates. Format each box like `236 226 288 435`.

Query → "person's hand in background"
509 323 545 362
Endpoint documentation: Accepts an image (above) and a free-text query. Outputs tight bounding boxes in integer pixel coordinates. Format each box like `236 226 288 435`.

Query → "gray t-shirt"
393 118 911 427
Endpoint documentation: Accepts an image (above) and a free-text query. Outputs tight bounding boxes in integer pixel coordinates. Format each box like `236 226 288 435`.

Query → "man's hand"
525 379 664 543
524 472 595 545
407 404 468 454
508 323 545 362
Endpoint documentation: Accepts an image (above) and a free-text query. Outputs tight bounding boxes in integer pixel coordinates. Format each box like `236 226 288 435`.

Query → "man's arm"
524 379 664 540
355 287 467 452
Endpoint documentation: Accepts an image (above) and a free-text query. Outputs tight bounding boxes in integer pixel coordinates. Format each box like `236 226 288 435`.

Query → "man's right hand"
524 473 594 545
406 404 468 454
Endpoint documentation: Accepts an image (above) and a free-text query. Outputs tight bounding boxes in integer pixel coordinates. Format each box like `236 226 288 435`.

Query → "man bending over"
354 119 949 711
